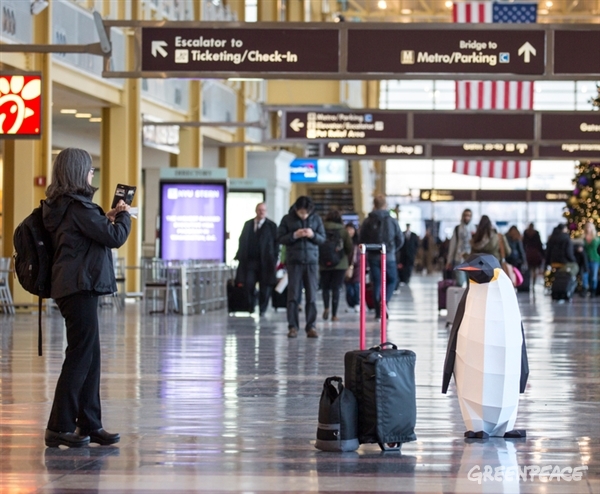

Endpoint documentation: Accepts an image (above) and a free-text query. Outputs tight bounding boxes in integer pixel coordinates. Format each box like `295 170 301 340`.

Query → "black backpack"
319 228 344 268
13 201 53 356
361 213 386 245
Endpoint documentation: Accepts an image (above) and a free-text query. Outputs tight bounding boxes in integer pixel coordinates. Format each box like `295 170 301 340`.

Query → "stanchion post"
380 243 387 344
359 243 367 351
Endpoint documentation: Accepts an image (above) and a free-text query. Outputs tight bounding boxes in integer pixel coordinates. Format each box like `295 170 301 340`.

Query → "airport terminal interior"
1 0 600 492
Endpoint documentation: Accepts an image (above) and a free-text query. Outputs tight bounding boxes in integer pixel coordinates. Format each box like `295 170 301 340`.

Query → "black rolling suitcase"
551 270 576 301
344 243 417 451
271 287 288 310
227 268 253 313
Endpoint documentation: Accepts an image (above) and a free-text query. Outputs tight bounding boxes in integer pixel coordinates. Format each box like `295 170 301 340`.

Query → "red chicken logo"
0 75 42 136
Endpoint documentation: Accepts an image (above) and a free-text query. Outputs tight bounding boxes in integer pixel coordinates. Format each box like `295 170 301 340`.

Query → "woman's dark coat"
42 194 131 299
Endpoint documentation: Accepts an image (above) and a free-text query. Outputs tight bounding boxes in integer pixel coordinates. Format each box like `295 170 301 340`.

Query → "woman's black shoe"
45 429 90 448
76 428 120 445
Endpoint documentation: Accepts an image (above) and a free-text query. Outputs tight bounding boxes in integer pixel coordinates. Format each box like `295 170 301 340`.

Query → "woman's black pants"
47 292 102 433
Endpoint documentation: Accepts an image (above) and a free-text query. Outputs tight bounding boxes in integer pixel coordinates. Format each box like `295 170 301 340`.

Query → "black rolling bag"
344 344 417 448
227 279 253 313
271 287 288 310
343 244 417 451
551 270 576 301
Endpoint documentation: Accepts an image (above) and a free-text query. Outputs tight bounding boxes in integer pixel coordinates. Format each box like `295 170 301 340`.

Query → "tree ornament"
580 189 590 200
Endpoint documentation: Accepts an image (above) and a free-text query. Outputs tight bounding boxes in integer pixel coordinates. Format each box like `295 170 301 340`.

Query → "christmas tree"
564 161 600 236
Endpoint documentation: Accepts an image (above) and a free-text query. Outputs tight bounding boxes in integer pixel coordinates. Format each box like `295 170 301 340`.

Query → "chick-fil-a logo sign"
0 75 42 137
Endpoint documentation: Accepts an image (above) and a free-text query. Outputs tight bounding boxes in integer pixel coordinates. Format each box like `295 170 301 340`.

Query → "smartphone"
112 184 136 209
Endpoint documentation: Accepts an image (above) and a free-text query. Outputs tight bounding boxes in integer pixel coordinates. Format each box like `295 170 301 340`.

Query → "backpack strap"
38 297 43 357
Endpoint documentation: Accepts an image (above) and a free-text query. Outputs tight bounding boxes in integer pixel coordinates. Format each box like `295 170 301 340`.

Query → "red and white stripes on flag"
452 1 534 179
452 160 531 179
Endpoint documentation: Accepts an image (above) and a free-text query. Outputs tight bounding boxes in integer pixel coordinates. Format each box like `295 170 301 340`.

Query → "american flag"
452 1 537 179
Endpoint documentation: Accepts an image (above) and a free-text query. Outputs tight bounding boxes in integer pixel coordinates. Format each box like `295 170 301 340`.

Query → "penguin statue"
442 254 529 439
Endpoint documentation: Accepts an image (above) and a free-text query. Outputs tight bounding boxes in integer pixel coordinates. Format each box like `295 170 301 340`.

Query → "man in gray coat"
277 196 325 338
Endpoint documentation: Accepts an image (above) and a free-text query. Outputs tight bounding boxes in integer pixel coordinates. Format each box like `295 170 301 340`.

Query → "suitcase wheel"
378 442 401 452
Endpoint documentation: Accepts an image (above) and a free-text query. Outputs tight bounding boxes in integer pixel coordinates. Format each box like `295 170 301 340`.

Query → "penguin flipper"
519 322 529 393
442 286 469 394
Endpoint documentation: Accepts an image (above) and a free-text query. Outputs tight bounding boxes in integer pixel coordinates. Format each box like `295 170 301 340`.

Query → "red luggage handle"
359 243 387 350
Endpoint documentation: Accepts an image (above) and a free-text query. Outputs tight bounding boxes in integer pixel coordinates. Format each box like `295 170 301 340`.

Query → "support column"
1 2 52 305
374 160 386 197
178 81 203 168
258 0 280 21
101 2 142 292
219 82 246 178
227 0 245 21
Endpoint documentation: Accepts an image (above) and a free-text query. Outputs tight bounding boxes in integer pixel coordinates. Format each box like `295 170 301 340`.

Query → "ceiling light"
378 0 387 9
75 113 92 118
89 117 102 123
445 1 453 8
538 8 549 14
401 8 412 14
545 1 553 7
60 109 77 114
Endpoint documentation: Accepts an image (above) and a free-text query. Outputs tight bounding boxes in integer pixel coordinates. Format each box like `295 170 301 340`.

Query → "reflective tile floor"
1 275 599 493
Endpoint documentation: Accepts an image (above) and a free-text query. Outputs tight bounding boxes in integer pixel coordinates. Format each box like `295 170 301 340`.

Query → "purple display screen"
160 182 226 261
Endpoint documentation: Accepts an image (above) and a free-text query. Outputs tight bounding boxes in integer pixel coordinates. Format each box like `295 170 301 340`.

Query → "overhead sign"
323 142 424 158
431 143 532 159
554 31 600 75
413 113 534 140
539 144 600 159
419 190 571 202
284 111 407 140
541 113 600 141
278 109 600 159
317 141 600 160
347 29 545 75
141 27 339 73
0 74 42 138
101 22 600 80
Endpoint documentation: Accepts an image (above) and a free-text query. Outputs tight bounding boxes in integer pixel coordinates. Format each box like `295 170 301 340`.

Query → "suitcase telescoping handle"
359 243 387 351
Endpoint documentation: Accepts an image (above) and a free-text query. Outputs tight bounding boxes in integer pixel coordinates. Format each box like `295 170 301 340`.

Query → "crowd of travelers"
235 197 600 338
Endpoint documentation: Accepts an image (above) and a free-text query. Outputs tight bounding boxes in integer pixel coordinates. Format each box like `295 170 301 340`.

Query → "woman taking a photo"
42 148 131 448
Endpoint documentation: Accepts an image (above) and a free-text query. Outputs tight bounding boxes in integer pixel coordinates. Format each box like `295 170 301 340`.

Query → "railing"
141 258 228 315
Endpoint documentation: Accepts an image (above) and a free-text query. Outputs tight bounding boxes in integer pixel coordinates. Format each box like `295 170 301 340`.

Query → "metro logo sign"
0 75 42 138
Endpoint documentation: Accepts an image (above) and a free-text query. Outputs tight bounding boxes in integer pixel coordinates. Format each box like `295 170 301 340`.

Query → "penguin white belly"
454 273 523 436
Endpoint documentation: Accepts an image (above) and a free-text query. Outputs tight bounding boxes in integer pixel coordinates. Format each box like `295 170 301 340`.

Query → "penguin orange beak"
455 261 480 271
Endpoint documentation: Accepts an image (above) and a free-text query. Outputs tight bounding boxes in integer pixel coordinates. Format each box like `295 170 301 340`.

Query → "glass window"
245 0 257 21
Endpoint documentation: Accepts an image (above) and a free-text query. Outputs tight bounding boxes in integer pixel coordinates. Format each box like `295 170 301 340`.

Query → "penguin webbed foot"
504 429 527 439
464 430 489 439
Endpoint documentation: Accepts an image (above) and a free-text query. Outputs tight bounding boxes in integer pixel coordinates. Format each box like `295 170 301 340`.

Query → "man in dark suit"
235 203 279 316
398 223 420 285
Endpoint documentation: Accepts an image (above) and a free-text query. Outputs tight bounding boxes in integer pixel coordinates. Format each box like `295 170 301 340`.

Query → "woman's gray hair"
45 148 97 201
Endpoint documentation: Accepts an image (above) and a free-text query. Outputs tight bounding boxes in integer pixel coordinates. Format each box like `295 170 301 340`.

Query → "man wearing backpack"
319 210 354 322
359 195 404 320
277 196 326 338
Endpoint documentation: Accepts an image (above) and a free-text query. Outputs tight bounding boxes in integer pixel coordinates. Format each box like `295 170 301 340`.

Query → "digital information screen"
160 182 226 261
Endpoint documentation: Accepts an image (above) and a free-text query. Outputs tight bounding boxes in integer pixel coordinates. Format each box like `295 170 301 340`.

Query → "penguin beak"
454 262 480 272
